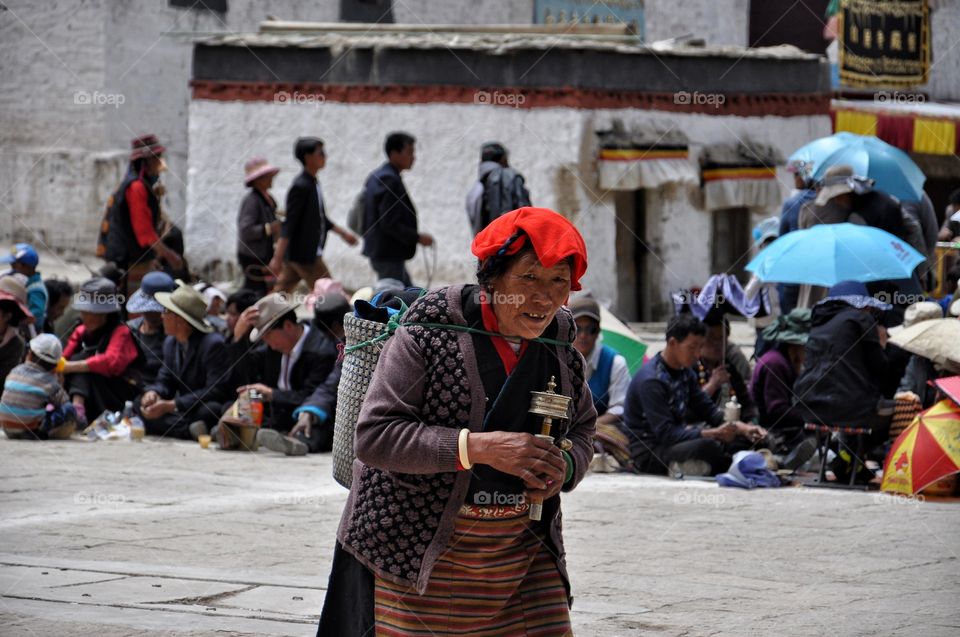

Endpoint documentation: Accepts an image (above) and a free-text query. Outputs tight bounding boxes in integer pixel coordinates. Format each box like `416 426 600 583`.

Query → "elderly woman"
319 207 597 635
237 156 281 294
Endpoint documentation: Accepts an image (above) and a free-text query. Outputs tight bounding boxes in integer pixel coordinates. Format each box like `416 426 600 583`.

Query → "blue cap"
823 280 892 311
126 271 176 314
0 243 39 267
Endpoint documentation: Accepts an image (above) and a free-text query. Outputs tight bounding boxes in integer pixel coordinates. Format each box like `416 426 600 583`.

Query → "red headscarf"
471 207 588 290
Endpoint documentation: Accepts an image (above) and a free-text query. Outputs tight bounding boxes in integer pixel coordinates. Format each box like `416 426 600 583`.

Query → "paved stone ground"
1 438 958 636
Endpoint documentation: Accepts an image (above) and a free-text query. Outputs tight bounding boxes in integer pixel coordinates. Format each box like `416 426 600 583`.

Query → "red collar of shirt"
480 291 528 375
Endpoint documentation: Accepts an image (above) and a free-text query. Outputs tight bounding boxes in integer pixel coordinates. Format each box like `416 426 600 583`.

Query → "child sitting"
1 334 76 440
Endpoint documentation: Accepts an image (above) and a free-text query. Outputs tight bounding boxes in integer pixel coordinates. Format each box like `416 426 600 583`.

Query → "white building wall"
186 98 830 316
0 0 338 258
0 0 764 260
929 1 960 101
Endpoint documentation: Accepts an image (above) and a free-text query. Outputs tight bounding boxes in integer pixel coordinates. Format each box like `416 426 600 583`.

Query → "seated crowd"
2 232 959 482
0 247 348 457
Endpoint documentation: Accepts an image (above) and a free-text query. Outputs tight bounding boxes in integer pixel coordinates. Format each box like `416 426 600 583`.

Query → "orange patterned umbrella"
881 400 960 496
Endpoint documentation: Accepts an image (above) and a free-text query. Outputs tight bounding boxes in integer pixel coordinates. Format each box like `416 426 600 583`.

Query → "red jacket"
63 324 138 377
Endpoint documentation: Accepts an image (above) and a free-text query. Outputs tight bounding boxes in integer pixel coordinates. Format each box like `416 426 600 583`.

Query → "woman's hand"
467 431 566 489
525 457 567 504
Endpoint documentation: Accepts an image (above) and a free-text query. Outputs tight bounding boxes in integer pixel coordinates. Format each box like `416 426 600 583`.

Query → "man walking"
465 141 531 236
270 138 357 293
361 132 433 286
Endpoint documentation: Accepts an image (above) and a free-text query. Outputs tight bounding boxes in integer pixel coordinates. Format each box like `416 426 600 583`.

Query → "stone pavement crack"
1 594 317 625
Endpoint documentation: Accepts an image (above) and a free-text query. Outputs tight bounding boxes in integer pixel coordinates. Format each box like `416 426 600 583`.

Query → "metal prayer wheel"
528 376 573 521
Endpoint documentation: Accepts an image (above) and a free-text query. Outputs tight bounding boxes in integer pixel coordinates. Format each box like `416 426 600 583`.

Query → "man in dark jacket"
793 282 894 480
465 142 532 236
137 283 231 440
622 314 767 477
361 132 433 286
270 138 357 293
230 293 338 455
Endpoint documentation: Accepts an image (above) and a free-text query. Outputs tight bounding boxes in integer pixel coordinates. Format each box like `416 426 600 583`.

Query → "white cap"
29 333 62 365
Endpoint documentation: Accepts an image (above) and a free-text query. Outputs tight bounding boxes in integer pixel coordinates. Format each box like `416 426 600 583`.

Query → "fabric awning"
832 98 960 156
701 166 781 211
597 147 698 190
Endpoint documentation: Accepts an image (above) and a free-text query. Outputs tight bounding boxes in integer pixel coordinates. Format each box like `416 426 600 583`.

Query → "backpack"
481 166 531 228
346 186 367 236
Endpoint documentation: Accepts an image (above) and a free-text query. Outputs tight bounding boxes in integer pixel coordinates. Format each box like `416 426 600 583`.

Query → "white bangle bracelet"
458 428 472 470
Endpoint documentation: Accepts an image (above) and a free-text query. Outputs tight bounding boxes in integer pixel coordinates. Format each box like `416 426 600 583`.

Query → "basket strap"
346 316 573 353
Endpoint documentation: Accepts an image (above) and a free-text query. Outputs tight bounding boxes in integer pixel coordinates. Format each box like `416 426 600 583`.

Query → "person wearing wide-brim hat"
61 278 140 426
237 156 281 295
793 281 895 484
125 271 176 386
0 275 35 390
98 134 183 301
228 290 349 456
892 301 957 409
750 308 817 469
136 282 231 441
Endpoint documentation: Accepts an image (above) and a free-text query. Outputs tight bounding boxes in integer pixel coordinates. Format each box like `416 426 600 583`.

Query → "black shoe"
782 436 818 472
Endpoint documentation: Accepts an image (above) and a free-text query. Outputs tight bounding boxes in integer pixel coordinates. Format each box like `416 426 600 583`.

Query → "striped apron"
374 504 572 636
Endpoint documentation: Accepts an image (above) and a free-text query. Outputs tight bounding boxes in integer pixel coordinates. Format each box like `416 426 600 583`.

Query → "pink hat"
244 157 280 186
305 278 349 310
130 134 165 161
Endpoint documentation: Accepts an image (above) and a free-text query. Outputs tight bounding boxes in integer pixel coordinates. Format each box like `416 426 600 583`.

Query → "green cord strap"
346 312 574 354
561 450 575 484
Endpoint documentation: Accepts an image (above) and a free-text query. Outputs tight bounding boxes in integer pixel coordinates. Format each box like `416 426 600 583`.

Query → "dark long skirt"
317 541 374 636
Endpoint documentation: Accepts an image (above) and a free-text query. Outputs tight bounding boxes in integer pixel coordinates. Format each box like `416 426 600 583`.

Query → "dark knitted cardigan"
337 284 597 594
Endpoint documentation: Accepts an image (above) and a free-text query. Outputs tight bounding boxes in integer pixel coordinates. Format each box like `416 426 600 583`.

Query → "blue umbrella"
746 223 925 286
788 133 926 202
789 131 859 168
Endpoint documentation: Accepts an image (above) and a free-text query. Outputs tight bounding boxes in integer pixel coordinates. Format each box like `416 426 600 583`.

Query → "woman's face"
489 251 571 340
0 308 11 331
80 311 107 331
253 174 274 190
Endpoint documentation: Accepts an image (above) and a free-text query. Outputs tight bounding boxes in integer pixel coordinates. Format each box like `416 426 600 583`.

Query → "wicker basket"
332 313 391 488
